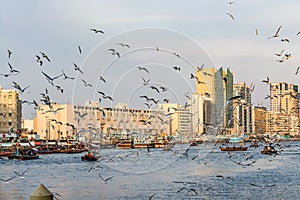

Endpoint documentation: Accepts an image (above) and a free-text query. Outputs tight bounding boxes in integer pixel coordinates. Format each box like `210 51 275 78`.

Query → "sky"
1 0 300 119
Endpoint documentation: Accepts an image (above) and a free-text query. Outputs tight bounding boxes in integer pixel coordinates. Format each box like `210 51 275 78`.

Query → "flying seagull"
73 62 84 74
267 26 282 39
137 66 149 73
78 45 82 54
226 12 235 20
90 28 104 34
81 79 93 87
295 66 300 75
116 43 130 48
62 70 75 80
99 76 106 83
8 63 20 73
40 52 51 62
7 49 12 58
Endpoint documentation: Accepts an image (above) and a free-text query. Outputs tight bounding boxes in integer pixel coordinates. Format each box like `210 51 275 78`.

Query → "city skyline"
1 1 300 119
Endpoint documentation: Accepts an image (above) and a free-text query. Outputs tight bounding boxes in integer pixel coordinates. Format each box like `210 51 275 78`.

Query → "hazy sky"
1 0 300 119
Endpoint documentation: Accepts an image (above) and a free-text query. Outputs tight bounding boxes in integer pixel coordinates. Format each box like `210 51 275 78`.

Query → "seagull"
81 79 93 87
78 45 82 54
229 95 241 101
137 66 149 73
274 49 284 57
267 26 282 39
74 110 88 119
98 174 113 183
12 82 30 93
177 187 198 195
149 86 160 93
142 77 150 85
90 28 104 34
0 73 18 77
229 1 235 4
116 43 130 48
41 71 63 84
281 38 290 43
197 64 204 71
7 49 12 58
149 193 156 200
73 62 84 74
256 29 259 36
108 48 116 53
0 176 17 183
297 32 300 36
40 52 51 62
226 12 235 20
8 63 20 73
262 77 270 85
44 107 64 114
103 95 113 101
112 51 120 58
203 71 212 76
14 169 28 179
295 66 300 75
99 76 106 83
173 66 180 71
62 70 75 80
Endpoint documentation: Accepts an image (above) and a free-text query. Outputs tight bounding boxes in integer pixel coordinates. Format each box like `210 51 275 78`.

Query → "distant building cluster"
1 68 300 141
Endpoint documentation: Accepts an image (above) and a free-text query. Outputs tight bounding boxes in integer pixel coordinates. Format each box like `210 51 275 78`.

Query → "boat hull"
219 146 248 151
8 154 39 160
81 154 101 161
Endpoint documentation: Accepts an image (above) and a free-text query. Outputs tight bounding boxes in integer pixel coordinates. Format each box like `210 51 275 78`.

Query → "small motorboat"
81 152 101 161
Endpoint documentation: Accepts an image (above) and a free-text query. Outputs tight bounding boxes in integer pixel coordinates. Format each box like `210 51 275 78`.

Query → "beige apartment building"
0 85 22 134
35 101 170 140
253 106 267 135
267 82 300 136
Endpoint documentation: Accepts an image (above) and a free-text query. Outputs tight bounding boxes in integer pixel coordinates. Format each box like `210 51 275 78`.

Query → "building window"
8 95 12 100
8 113 12 117
8 122 12 126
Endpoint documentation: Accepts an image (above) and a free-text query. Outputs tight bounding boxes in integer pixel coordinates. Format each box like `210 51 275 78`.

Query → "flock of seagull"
1 1 300 199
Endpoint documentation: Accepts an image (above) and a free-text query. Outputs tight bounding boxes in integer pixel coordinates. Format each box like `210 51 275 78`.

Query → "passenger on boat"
87 151 93 158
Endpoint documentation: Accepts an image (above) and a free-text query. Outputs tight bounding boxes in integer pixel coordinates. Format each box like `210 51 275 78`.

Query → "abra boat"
81 153 101 161
0 150 13 157
219 146 248 151
8 153 39 160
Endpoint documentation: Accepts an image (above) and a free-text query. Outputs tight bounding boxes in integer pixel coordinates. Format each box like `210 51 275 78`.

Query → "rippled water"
1 142 300 200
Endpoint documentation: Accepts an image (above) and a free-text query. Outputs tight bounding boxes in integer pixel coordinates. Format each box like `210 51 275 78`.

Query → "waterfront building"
158 103 180 135
231 82 254 135
266 111 300 136
253 106 267 135
195 67 233 128
0 85 22 134
36 101 169 140
268 82 300 136
270 82 299 115
191 93 212 135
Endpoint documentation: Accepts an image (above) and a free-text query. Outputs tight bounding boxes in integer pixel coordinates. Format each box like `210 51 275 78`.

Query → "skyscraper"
232 82 253 134
195 67 233 128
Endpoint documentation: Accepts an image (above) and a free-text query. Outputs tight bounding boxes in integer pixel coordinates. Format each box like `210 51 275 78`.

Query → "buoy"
30 183 53 200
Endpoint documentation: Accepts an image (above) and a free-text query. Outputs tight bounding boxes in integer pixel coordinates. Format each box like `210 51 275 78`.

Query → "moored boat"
219 146 248 151
0 151 13 157
8 153 39 160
